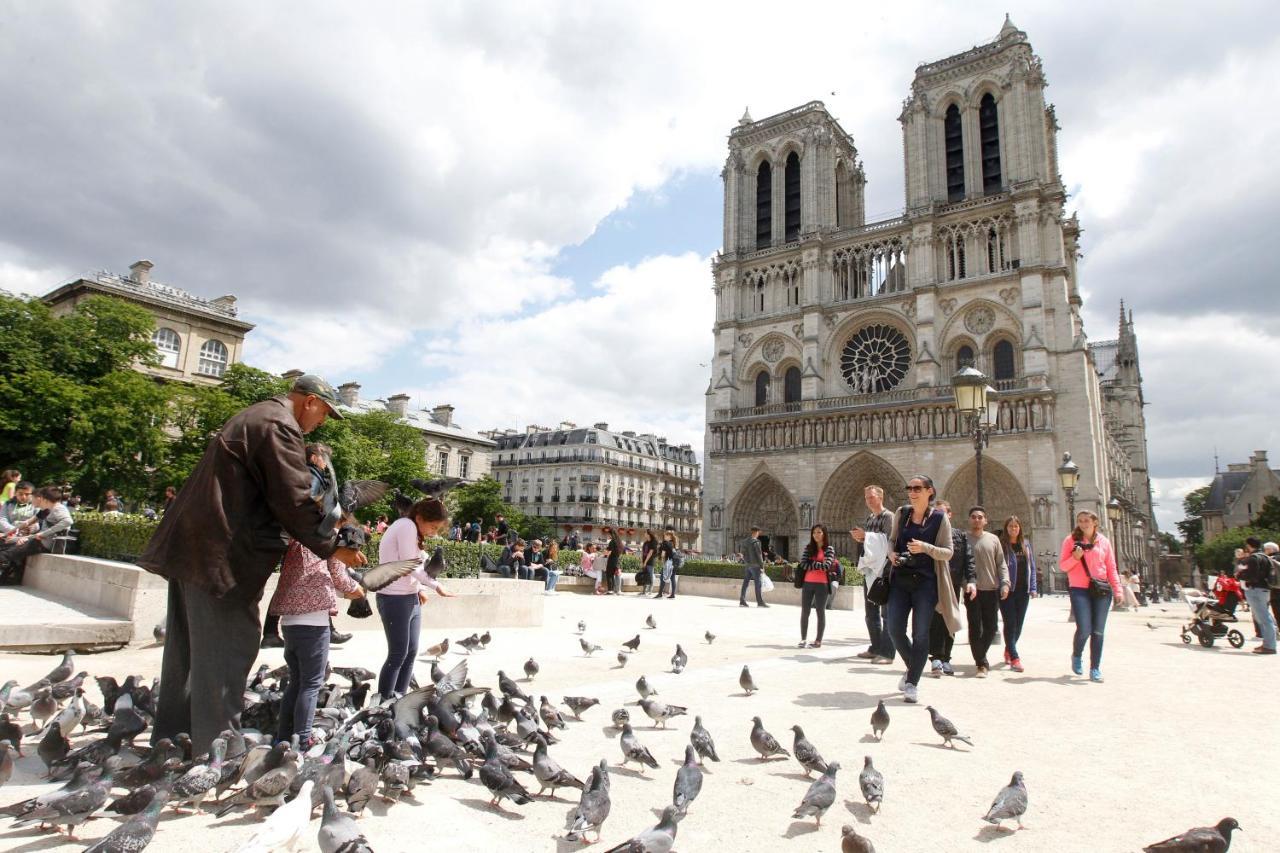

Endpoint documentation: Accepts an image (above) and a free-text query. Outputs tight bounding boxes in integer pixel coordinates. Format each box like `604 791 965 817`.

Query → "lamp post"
1135 519 1145 581
1106 497 1123 574
1057 452 1079 526
952 366 998 505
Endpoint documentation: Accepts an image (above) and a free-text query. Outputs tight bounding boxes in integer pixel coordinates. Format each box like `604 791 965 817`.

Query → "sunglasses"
905 484 927 492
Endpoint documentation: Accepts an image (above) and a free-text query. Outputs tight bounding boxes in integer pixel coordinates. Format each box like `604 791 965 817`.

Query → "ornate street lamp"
1106 497 1121 524
952 366 998 505
1057 452 1079 525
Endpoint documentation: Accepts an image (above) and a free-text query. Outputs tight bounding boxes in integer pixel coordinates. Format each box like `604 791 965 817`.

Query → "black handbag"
866 573 890 606
1078 545 1111 599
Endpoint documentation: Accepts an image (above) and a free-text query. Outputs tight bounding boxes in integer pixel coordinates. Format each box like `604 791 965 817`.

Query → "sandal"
810 641 822 649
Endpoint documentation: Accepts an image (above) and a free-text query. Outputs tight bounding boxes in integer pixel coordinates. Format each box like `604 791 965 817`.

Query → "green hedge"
75 512 159 562
679 558 862 586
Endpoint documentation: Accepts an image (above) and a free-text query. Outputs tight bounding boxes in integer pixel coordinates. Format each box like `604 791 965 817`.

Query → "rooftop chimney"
430 404 455 427
281 369 305 383
1227 463 1249 473
1251 450 1269 466
386 393 410 417
210 294 238 315
559 421 576 431
337 382 360 407
129 260 154 285
594 422 609 431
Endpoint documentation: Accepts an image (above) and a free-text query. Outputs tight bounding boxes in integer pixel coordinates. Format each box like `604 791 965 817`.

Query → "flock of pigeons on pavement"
0 623 1246 851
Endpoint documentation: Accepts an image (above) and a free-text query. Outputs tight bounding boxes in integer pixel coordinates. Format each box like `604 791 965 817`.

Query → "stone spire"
999 13 1019 38
739 107 753 126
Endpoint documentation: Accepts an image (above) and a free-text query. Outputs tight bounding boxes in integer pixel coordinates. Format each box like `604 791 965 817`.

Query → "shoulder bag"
1079 546 1112 599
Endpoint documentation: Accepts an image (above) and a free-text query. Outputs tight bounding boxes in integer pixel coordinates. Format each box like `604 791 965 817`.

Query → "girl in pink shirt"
1058 510 1123 682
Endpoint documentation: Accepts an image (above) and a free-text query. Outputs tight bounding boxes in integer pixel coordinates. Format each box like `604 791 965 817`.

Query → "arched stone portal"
941 457 1032 540
729 471 800 560
817 451 904 556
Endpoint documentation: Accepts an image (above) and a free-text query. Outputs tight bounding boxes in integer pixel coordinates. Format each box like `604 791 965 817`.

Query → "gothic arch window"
755 161 772 248
992 338 1016 380
986 225 1006 273
784 152 801 242
783 366 801 405
944 104 965 202
945 229 967 280
754 370 770 407
956 344 975 372
197 338 229 377
979 93 1002 195
153 327 181 369
754 278 766 313
840 324 911 393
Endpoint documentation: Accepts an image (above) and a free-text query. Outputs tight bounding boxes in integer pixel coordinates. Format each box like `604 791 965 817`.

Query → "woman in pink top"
1058 509 1123 682
376 497 452 698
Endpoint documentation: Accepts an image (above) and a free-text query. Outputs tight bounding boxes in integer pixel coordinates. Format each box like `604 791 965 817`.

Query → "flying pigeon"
670 645 687 674
672 745 703 814
524 658 540 681
982 771 1028 830
409 476 464 498
859 755 884 813
870 700 890 741
1143 817 1240 852
792 762 840 827
563 696 599 720
749 717 789 761
841 824 878 853
739 665 757 695
580 638 602 657
353 558 422 592
926 706 973 749
318 784 372 853
645 614 657 629
603 804 680 853
790 725 827 776
690 716 719 764
622 635 641 652
618 723 660 773
640 698 687 729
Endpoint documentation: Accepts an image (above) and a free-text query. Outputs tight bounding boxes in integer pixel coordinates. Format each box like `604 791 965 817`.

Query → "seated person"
496 538 526 579
0 485 72 585
511 543 532 581
526 539 545 580
0 481 35 540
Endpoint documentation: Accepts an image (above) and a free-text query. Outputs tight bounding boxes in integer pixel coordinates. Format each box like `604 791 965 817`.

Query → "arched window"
944 104 964 202
754 371 770 407
956 344 975 372
152 327 181 369
197 338 229 378
992 339 1015 380
755 161 772 248
784 152 801 242
783 366 801 405
979 93 1001 195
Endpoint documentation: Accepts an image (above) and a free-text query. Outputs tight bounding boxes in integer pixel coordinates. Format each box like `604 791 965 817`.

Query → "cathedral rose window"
840 324 911 393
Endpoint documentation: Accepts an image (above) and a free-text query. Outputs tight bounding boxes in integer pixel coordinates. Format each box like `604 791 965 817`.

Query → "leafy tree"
448 477 511 530
311 410 428 521
1156 531 1182 555
1176 484 1211 547
1251 495 1280 531
67 370 173 502
512 512 556 544
1194 525 1280 575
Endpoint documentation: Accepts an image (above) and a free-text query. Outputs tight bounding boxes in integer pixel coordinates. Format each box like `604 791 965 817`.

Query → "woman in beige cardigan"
886 474 962 703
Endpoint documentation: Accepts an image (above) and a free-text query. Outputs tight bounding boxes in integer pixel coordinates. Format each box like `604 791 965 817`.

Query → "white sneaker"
929 660 943 678
897 675 907 692
903 683 919 703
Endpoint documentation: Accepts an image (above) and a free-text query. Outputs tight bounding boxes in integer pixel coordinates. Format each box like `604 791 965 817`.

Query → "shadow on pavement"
792 690 885 711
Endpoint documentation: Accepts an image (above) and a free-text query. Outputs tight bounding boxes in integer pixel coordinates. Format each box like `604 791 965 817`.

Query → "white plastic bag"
857 531 891 580
760 573 775 593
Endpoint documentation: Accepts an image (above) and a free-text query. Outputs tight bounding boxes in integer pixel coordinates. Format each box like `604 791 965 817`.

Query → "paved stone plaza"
0 591 1274 852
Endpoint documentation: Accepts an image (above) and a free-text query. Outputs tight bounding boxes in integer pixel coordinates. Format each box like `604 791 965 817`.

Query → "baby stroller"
1179 589 1245 648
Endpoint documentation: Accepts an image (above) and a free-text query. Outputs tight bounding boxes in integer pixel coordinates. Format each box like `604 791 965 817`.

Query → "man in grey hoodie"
739 526 769 607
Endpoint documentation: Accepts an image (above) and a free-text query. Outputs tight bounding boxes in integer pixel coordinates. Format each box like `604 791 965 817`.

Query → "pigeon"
0 714 21 757
173 737 226 812
705 630 716 644
423 638 449 659
86 788 170 853
640 697 687 729
1143 817 1240 852
333 666 377 684
749 716 789 761
622 634 641 652
690 716 719 764
378 760 413 802
578 620 587 634
617 651 630 668
870 700 890 741
424 715 473 779
670 645 687 674
604 804 680 853
566 763 612 844
791 725 827 776
409 476 465 498
353 558 422 592
42 650 77 686
580 638 602 657
480 733 532 809
983 771 1028 830
345 757 379 815
235 780 315 853
842 824 877 853
0 739 13 787
858 756 884 813
106 782 159 816
498 670 531 704
792 761 840 827
672 745 703 814
458 634 483 654
29 687 58 728
215 749 300 817
1147 622 1161 630
531 734 585 797
563 696 599 720
539 696 566 730
49 687 86 736
611 708 630 729
523 657 540 681
0 680 34 713
318 784 372 853
739 665 757 695
37 720 70 770
926 706 973 748
479 629 492 648
618 723 660 773
645 614 657 629
12 756 117 838
153 623 166 644
635 675 657 700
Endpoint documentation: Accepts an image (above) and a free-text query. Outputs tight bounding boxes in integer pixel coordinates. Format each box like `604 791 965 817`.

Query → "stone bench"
25 552 169 645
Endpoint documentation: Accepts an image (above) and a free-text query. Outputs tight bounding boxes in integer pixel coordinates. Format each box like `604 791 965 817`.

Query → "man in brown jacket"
139 374 367 753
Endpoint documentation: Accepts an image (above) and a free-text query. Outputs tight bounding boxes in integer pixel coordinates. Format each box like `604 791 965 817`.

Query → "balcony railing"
714 378 1042 422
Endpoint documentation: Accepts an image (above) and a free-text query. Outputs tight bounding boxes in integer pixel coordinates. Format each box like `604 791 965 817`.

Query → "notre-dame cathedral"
701 17 1156 586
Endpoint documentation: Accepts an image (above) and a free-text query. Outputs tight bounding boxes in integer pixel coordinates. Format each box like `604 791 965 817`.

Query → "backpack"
671 551 685 571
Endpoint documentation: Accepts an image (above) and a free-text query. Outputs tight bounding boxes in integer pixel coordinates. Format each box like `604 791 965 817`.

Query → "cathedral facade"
701 17 1157 583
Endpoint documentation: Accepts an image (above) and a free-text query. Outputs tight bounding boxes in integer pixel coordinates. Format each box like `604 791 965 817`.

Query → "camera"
893 552 914 568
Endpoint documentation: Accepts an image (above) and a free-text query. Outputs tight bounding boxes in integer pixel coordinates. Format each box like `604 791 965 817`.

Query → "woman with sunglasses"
886 475 962 703
1059 509 1122 682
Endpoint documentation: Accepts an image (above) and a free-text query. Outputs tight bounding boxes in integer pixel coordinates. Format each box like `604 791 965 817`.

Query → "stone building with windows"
486 423 701 550
41 260 253 383
1199 451 1280 541
702 17 1156 576
323 380 495 482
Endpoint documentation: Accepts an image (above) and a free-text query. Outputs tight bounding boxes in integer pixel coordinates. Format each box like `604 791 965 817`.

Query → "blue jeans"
1069 588 1111 669
658 560 677 597
739 566 764 605
544 569 560 591
377 593 421 697
863 578 896 659
886 573 938 685
277 624 329 743
516 565 533 581
999 590 1031 659
1244 587 1276 651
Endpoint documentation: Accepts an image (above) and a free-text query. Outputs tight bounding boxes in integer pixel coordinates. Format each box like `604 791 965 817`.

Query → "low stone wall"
26 553 169 644
405 577 545 629
555 572 857 609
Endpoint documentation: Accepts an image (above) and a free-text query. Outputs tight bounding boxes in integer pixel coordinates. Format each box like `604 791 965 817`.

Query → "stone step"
0 586 133 652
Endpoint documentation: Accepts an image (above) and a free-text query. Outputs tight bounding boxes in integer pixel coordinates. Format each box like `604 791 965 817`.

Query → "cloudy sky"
3 1 1277 532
